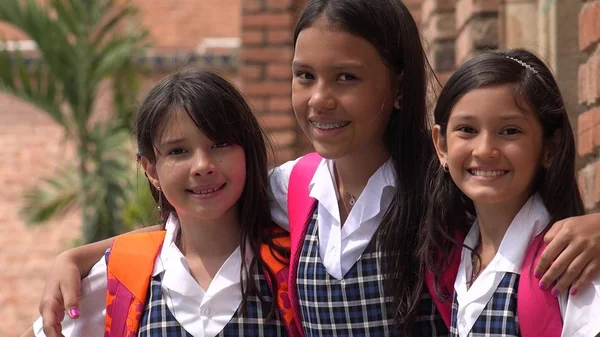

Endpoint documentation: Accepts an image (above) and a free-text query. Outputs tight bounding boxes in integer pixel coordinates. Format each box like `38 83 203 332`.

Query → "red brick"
268 96 293 112
240 64 264 81
579 129 594 157
266 0 293 11
579 2 600 51
267 29 293 44
243 13 294 28
242 30 265 46
259 113 296 129
579 62 589 105
240 47 293 62
594 161 600 205
266 64 292 80
248 97 268 112
243 82 292 96
456 0 499 29
578 108 594 135
270 130 297 147
243 0 264 13
273 148 297 164
590 55 600 105
579 164 596 209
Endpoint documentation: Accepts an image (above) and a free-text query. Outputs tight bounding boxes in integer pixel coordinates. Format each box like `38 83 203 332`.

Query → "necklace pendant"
349 196 356 206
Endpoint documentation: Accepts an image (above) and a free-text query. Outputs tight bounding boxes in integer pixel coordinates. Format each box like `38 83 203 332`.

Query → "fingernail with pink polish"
534 271 542 278
569 288 578 296
539 281 547 290
68 308 79 318
551 288 560 297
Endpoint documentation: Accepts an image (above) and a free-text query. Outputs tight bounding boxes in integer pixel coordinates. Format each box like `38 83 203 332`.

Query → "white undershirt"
269 157 396 279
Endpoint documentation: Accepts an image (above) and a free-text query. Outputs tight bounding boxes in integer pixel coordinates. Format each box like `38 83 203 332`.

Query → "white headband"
505 56 539 75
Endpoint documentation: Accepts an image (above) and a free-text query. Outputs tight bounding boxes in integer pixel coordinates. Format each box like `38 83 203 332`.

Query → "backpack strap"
423 232 463 329
517 233 562 337
260 227 302 337
287 152 322 335
105 231 166 337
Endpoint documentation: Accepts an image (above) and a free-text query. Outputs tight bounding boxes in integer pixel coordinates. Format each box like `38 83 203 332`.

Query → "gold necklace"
343 191 357 206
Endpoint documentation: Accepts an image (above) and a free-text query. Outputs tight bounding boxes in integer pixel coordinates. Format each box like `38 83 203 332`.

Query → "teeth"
470 170 505 177
311 121 350 130
190 186 221 194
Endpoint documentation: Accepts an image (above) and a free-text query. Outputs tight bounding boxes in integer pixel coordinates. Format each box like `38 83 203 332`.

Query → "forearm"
64 225 162 277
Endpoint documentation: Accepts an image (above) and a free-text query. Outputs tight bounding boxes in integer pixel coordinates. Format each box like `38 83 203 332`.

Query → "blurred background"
0 0 597 335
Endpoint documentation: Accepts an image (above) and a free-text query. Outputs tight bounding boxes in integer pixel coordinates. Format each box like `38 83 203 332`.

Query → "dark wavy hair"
418 49 584 300
134 68 289 317
294 0 434 330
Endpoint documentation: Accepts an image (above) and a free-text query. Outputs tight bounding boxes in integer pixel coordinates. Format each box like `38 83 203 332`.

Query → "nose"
308 81 336 112
191 150 215 176
472 132 499 159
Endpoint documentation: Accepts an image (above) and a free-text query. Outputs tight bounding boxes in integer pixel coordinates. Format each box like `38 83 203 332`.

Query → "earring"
156 186 162 212
443 162 449 172
394 96 402 110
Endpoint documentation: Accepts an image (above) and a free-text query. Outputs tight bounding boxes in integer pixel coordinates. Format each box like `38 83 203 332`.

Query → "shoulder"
562 280 600 336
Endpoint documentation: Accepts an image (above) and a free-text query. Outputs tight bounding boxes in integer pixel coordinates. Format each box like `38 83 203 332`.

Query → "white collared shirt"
454 194 600 337
269 157 396 279
33 215 248 337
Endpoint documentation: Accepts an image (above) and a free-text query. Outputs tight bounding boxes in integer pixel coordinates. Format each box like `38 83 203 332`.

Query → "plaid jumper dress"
137 265 288 337
296 208 448 337
449 273 520 337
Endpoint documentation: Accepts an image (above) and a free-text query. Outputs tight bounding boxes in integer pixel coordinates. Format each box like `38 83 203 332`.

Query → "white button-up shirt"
33 215 249 337
269 157 396 279
454 194 600 337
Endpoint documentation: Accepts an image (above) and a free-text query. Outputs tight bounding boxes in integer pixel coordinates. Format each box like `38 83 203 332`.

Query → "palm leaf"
20 166 80 226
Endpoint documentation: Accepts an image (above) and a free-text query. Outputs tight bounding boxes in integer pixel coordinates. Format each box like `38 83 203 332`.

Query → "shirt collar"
308 158 396 222
465 193 549 274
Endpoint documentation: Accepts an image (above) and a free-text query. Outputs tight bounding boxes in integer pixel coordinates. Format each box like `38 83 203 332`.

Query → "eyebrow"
158 138 185 148
449 113 528 121
292 60 365 70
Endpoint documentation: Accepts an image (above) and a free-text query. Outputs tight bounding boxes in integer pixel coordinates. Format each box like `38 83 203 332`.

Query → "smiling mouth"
186 183 226 195
468 169 508 177
310 121 351 130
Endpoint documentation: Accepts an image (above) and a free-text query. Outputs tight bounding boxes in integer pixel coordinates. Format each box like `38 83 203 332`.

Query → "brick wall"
422 0 457 85
455 0 499 65
240 0 304 164
577 1 600 209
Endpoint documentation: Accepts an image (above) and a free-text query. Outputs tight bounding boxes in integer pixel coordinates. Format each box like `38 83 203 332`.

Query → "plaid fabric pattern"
296 208 448 337
450 273 520 337
138 265 288 337
412 289 450 337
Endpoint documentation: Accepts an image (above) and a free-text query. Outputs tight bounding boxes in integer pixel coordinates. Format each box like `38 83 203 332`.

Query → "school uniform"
32 215 287 337
450 194 600 337
270 158 448 336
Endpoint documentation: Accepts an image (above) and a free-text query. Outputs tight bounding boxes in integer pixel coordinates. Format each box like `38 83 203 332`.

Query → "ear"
140 156 161 190
394 72 404 110
542 130 561 168
432 124 448 167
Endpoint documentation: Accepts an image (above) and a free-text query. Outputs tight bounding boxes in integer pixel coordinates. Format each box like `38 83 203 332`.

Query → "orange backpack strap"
105 231 166 337
260 227 303 337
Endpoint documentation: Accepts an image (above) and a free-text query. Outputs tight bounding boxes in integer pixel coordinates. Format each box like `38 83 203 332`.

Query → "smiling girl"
422 49 600 337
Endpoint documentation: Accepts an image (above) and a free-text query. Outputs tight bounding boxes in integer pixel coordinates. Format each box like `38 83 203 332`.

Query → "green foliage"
0 0 152 243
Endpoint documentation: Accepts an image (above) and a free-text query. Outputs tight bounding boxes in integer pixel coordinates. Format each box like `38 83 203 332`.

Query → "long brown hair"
135 68 289 316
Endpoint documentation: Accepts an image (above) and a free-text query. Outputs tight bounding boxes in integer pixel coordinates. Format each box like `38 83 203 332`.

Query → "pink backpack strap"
424 231 463 329
287 152 322 336
517 234 562 337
